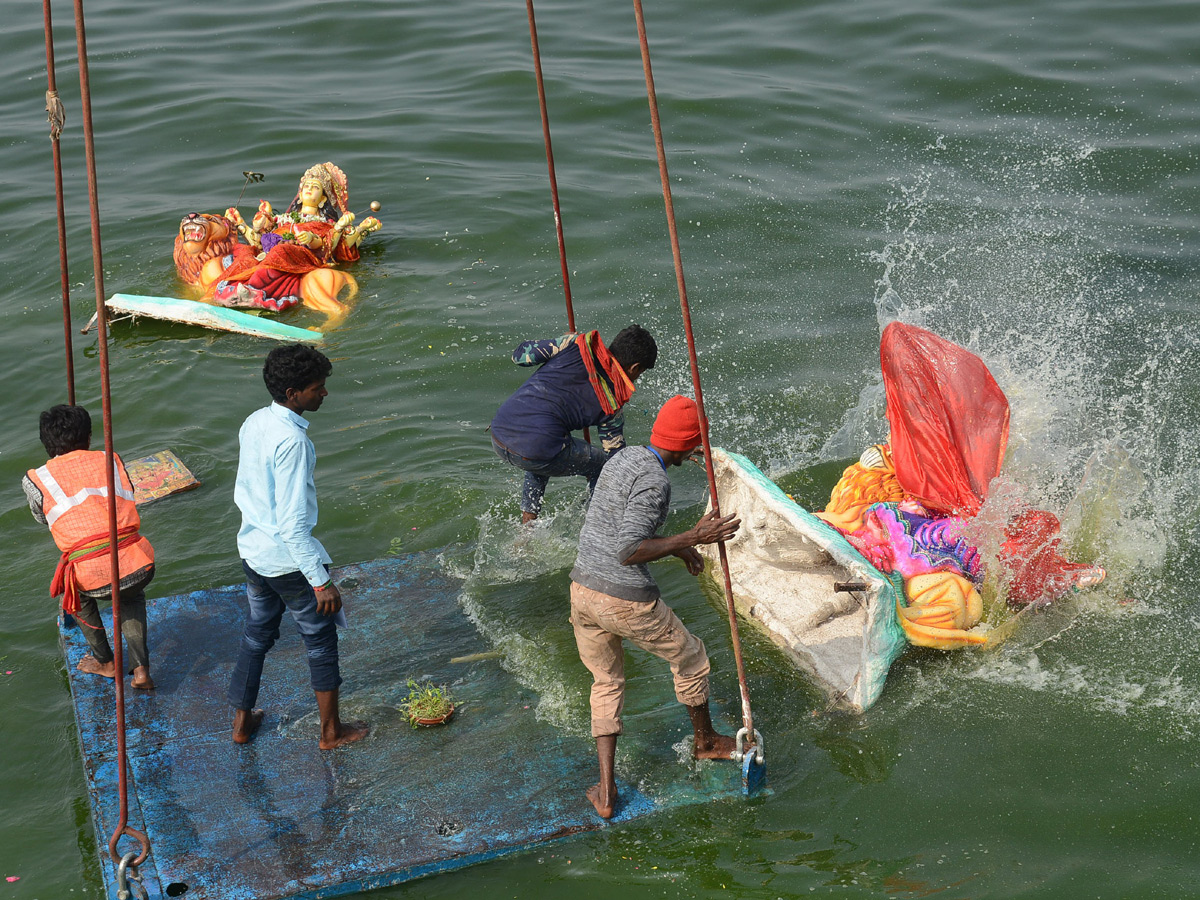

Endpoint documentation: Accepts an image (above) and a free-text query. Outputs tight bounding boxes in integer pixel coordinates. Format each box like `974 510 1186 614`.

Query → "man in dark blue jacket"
490 325 657 523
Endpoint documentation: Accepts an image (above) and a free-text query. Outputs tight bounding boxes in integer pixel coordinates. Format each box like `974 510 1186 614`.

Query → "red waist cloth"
51 526 142 616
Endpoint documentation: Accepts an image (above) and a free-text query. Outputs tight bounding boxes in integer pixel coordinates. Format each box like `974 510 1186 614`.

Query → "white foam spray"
837 129 1200 715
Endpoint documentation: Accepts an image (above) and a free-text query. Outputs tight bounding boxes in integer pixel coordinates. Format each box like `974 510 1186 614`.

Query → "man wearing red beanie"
569 394 741 819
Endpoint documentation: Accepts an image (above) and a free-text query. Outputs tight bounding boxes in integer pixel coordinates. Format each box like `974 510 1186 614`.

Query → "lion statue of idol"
174 213 237 288
173 162 380 328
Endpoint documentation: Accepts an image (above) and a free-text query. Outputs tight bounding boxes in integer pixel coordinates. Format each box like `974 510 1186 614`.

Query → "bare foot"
233 708 265 744
319 720 370 750
521 511 538 525
77 654 116 679
131 666 155 690
586 782 616 819
694 732 737 760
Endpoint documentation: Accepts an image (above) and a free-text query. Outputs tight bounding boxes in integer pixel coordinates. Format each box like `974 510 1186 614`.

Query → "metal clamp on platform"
116 852 148 900
734 727 764 764
735 728 767 796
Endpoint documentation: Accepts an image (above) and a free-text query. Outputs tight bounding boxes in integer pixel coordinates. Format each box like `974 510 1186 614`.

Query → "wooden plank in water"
106 293 323 343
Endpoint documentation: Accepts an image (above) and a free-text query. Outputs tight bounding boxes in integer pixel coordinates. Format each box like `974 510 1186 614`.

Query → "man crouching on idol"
227 344 369 750
568 394 741 818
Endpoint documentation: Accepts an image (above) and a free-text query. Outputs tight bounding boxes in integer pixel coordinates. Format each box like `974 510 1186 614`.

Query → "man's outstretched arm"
622 509 740 566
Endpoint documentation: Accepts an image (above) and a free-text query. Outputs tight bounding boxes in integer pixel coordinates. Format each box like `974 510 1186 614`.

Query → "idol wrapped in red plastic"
816 322 1105 648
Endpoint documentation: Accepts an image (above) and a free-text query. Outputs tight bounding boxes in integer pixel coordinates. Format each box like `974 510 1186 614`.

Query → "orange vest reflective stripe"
27 450 155 593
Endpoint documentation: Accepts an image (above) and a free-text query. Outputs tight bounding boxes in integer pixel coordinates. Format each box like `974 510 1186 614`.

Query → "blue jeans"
227 561 341 710
492 436 607 515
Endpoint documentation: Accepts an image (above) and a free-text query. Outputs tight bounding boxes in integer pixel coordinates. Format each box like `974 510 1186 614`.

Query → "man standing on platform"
227 344 369 750
490 325 658 523
568 394 741 818
24 405 157 690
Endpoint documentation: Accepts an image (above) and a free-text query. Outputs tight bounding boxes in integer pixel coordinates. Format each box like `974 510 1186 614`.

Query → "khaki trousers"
570 581 710 738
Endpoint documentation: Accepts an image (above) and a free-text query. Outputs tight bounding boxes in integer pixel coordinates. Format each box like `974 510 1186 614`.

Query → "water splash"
442 502 590 735
957 650 1200 735
825 127 1200 707
444 504 584 586
832 134 1187 527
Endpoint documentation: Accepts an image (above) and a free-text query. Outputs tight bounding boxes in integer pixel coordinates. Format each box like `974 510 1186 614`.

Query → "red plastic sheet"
999 508 1094 605
881 322 1010 516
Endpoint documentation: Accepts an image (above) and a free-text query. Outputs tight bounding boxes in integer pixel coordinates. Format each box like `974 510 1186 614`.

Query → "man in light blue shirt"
227 344 369 750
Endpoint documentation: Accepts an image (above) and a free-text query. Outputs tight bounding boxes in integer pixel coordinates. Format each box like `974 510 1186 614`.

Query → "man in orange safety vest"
23 405 156 689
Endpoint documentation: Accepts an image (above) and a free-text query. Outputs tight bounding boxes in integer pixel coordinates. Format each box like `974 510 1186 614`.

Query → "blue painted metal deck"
65 553 744 900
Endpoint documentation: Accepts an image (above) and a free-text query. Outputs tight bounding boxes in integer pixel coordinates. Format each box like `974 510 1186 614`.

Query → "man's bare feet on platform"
76 655 156 690
233 708 265 744
694 732 737 760
319 720 370 750
314 689 369 749
588 733 619 818
587 782 616 819
77 654 116 679
131 666 155 690
687 704 738 760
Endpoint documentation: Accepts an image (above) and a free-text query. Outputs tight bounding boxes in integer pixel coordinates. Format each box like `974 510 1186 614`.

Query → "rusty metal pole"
43 0 75 404
69 0 149 868
524 0 590 443
525 0 576 332
630 0 757 749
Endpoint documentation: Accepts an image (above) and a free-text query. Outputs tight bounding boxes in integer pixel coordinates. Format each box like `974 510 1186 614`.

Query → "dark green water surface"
3 0 1199 897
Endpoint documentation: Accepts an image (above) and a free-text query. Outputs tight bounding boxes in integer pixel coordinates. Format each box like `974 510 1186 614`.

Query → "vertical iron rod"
70 0 148 867
525 0 590 443
525 0 576 331
631 0 756 743
43 0 75 404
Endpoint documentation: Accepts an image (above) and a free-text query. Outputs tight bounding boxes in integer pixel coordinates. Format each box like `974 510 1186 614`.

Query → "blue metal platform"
64 553 745 900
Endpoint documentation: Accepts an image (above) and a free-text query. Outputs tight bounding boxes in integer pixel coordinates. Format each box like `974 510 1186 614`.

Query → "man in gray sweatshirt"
569 394 741 819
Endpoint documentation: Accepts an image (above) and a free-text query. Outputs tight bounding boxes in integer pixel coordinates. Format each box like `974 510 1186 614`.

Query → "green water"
3 0 1199 896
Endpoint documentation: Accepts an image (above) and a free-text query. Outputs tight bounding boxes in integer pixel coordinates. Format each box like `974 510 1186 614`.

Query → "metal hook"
109 824 150 868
